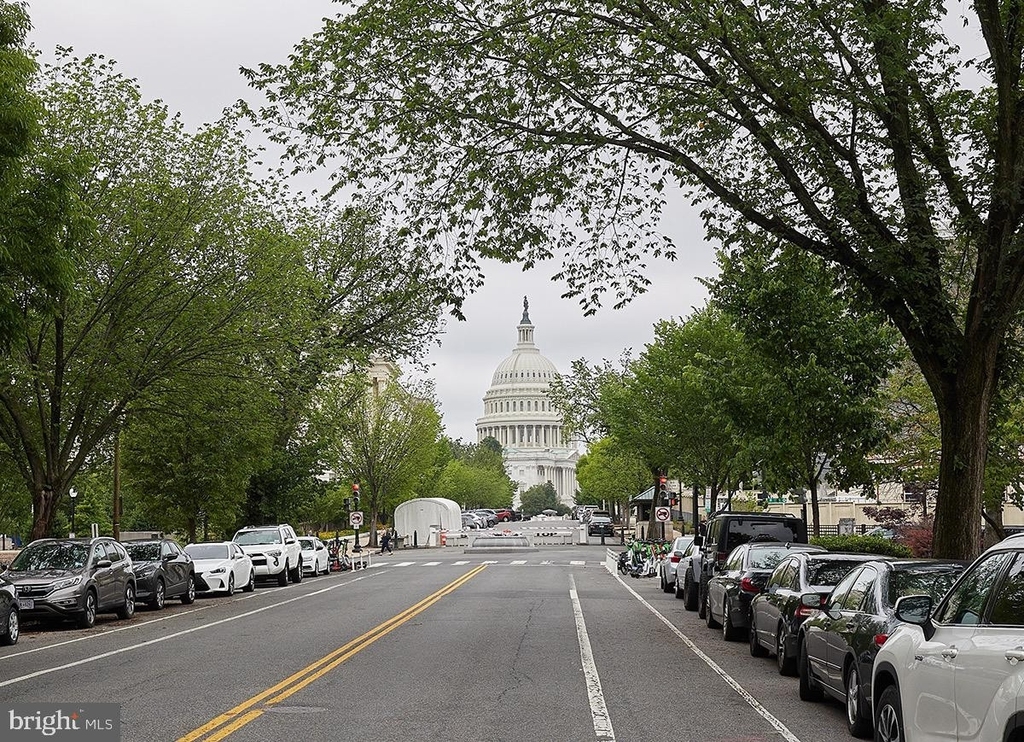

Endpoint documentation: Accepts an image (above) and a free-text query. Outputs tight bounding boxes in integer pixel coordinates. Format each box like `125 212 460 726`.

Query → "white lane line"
482 560 498 564
510 560 527 565
568 575 615 741
423 561 441 566
570 561 585 566
606 566 801 742
541 560 553 565
453 560 470 565
0 572 381 687
394 562 415 567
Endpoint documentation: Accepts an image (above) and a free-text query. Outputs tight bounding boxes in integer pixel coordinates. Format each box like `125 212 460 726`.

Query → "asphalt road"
2 534 855 742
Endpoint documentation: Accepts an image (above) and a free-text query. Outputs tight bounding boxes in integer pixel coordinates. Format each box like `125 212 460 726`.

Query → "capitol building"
475 299 579 507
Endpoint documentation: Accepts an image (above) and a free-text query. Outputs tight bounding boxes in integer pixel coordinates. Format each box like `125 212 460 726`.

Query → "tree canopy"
247 0 1024 557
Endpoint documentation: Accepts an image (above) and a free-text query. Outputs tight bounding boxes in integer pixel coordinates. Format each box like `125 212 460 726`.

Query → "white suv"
872 532 1024 742
232 525 303 586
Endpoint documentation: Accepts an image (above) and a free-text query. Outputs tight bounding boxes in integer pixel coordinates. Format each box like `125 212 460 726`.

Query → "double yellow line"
179 564 487 742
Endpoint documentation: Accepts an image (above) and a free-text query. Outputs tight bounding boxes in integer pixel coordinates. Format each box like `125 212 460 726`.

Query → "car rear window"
724 520 803 553
807 559 865 587
888 566 965 606
745 547 792 570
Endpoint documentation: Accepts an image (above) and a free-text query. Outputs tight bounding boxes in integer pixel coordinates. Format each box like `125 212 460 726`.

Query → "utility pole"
113 428 121 540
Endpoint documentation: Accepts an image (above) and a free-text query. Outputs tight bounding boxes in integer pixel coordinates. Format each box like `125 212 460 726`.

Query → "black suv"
694 512 807 621
123 539 196 609
3 537 136 628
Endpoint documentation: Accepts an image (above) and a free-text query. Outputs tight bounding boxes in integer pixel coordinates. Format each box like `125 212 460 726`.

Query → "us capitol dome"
475 298 579 506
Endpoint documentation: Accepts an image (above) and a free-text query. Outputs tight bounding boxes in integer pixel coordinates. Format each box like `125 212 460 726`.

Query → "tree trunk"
932 373 991 560
30 484 59 541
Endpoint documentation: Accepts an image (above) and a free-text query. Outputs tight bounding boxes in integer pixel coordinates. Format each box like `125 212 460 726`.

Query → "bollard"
413 531 418 548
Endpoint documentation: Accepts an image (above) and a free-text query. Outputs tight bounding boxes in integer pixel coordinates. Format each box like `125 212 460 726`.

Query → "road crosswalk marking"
570 561 585 565
510 560 527 565
453 560 469 565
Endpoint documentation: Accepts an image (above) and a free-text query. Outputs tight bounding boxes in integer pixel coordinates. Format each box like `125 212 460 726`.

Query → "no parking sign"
655 506 671 522
349 511 364 527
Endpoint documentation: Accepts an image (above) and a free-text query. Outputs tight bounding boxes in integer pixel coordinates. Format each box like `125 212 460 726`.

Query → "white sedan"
184 542 255 595
299 537 330 576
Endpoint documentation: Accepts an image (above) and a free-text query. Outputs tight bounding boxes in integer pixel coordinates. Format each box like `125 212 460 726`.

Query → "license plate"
17 598 33 610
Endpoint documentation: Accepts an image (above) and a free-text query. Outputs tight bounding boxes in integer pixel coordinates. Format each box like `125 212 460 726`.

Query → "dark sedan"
749 552 882 675
123 539 196 609
705 541 826 640
797 558 966 738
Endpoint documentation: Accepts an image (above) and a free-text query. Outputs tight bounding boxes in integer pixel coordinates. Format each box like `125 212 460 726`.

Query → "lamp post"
69 488 78 538
794 486 808 526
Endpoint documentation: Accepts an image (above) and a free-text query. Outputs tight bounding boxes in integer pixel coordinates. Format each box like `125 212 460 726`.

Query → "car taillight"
740 577 759 593
670 555 681 563
873 633 888 648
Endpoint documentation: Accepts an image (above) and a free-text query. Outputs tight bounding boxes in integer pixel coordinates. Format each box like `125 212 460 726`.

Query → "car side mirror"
800 592 824 610
285 538 295 545
894 595 935 639
95 559 112 569
163 553 175 562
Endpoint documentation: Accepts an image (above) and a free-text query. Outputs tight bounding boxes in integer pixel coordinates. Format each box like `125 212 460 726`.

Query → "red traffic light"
659 476 667 484
352 483 360 492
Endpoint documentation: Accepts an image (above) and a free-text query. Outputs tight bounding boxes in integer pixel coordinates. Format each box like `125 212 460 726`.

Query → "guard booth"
394 497 462 548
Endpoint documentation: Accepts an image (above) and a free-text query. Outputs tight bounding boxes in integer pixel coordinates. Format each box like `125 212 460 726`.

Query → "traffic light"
659 476 668 503
352 482 360 508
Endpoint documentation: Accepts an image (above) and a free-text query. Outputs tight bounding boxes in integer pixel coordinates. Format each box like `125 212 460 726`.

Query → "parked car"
462 513 483 530
587 515 615 537
660 535 695 592
492 508 515 522
675 540 704 609
873 533 1024 742
184 542 255 595
3 537 136 628
123 538 196 609
232 524 302 586
705 541 826 640
695 512 808 620
472 510 499 527
298 537 329 577
797 558 966 738
749 552 881 674
0 573 18 645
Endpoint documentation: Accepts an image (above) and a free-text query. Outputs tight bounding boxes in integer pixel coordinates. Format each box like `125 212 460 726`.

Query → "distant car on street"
185 542 256 595
660 535 695 592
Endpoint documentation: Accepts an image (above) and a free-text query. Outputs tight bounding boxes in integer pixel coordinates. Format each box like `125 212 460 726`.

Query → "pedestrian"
379 529 393 554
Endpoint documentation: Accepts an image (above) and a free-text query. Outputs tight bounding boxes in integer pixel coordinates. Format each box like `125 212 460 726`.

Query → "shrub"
810 535 912 557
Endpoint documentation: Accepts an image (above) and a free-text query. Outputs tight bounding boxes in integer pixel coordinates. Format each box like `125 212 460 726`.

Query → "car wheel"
181 574 196 604
674 574 685 600
226 573 235 596
277 564 289 586
150 578 166 610
722 600 740 641
697 583 708 619
243 570 255 592
290 560 303 583
1 606 18 646
115 584 135 620
845 663 872 738
875 685 905 742
78 590 97 628
684 574 698 611
798 638 823 702
705 592 720 629
749 613 767 656
777 625 796 676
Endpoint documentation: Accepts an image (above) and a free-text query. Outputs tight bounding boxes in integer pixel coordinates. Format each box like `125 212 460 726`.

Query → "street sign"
349 511 364 527
654 506 671 522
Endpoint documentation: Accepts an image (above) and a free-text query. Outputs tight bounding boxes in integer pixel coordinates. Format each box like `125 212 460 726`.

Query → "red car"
492 508 515 522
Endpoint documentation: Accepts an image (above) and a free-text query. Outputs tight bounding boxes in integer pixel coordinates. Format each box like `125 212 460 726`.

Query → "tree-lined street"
3 543 853 742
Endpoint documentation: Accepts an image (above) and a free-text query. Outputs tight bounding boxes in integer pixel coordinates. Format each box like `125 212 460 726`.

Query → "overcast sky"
26 0 717 443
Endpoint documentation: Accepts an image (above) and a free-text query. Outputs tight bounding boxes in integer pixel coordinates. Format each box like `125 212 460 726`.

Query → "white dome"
490 349 559 386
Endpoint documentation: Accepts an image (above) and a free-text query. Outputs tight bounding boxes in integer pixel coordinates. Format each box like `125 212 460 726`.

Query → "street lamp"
69 488 78 537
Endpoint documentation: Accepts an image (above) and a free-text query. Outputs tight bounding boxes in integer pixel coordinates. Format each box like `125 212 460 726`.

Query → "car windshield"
808 559 866 587
745 547 792 570
888 566 965 605
299 539 315 549
124 542 161 561
9 542 90 571
234 529 282 545
185 544 229 560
